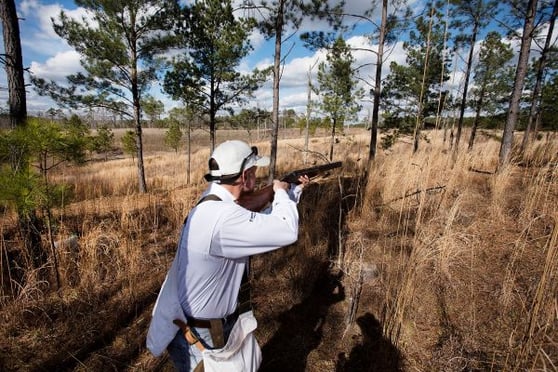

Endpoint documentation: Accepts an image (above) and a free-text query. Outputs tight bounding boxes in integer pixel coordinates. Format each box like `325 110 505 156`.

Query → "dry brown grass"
347 131 557 371
0 127 556 371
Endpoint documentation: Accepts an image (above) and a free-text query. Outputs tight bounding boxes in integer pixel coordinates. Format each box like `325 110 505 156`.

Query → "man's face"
242 166 257 192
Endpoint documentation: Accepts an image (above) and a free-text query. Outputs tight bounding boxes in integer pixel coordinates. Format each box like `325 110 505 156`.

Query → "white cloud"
26 89 59 113
4 0 538 120
281 54 324 88
246 35 413 116
20 0 90 44
16 2 70 62
20 0 63 39
29 50 83 82
248 30 266 51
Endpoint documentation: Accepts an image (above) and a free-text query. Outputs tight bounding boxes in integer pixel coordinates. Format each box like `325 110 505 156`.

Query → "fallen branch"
376 185 446 206
469 167 495 174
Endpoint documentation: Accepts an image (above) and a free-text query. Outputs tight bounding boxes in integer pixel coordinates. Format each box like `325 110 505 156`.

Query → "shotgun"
237 161 343 212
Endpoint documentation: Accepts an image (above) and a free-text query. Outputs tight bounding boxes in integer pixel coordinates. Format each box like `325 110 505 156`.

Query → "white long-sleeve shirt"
147 182 300 356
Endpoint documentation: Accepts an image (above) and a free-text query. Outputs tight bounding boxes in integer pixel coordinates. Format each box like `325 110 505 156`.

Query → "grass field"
0 127 556 371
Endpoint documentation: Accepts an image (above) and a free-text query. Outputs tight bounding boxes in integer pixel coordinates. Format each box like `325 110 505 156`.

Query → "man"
147 140 308 371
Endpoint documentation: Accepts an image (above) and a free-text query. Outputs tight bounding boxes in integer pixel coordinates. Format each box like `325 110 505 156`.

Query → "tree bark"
469 85 486 150
367 0 387 171
129 10 147 193
268 0 284 183
455 21 479 153
520 0 557 152
0 0 26 128
132 72 147 193
499 0 538 169
329 118 336 161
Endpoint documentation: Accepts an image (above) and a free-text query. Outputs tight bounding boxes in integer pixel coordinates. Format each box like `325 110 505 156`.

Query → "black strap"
198 194 223 204
237 268 252 314
183 194 222 224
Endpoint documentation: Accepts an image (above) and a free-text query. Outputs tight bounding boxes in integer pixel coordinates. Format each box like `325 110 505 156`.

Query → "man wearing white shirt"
147 140 308 371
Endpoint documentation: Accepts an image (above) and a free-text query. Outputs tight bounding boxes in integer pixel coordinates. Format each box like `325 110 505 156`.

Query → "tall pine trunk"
129 15 147 194
469 85 486 150
1 0 46 272
520 0 557 152
268 0 285 182
499 0 538 169
329 118 337 161
132 74 147 193
367 0 387 171
455 21 479 152
413 2 435 154
0 0 26 128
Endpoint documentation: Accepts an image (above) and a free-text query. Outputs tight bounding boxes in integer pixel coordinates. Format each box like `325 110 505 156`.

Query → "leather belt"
186 310 239 329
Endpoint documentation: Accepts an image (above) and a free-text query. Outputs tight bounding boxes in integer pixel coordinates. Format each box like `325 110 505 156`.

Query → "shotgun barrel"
280 161 343 184
237 161 342 212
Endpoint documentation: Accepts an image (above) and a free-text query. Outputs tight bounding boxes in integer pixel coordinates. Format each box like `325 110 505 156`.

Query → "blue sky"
1 0 555 121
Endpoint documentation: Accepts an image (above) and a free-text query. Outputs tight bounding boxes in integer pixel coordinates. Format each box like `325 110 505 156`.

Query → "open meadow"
0 127 557 371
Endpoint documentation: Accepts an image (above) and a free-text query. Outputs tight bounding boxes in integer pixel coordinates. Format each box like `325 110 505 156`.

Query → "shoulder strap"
183 194 222 225
197 194 222 205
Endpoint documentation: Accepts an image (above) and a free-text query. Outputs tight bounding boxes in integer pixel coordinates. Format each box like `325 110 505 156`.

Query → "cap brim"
245 155 269 169
254 155 270 167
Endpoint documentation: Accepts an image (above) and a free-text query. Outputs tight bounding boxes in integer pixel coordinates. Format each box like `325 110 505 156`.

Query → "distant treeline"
2 108 555 133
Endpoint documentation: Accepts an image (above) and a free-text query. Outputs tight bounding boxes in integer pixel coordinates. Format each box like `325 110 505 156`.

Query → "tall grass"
349 130 557 370
1 127 556 370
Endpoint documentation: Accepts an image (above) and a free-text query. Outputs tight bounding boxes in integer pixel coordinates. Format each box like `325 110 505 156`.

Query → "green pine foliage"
165 120 183 153
315 36 364 160
0 117 88 217
90 126 115 159
121 130 137 160
163 0 266 150
382 1 451 132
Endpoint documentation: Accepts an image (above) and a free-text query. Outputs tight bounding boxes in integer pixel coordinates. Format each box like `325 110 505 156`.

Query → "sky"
1 0 556 122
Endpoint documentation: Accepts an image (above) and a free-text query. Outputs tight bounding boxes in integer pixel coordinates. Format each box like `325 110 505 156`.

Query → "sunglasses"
239 146 258 173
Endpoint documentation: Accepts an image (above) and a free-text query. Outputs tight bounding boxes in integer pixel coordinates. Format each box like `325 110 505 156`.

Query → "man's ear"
236 170 247 187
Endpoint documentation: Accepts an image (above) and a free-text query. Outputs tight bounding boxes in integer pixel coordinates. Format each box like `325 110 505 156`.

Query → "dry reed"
1 128 556 371
347 129 557 371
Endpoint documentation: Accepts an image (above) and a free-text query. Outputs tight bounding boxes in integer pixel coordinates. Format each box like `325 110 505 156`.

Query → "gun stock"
236 184 275 212
237 161 342 212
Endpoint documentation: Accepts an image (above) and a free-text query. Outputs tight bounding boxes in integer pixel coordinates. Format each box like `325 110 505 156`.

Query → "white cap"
204 140 270 181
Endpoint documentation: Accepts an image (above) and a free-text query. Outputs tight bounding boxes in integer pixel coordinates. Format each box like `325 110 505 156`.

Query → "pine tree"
240 0 343 180
351 0 411 168
499 0 538 169
165 120 183 153
164 0 265 151
315 37 364 160
141 95 165 128
468 32 514 150
0 118 89 274
449 0 499 152
520 0 558 151
0 0 26 128
382 1 451 152
32 0 179 193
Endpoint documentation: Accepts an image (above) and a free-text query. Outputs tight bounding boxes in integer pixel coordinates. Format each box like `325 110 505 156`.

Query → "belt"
186 310 239 329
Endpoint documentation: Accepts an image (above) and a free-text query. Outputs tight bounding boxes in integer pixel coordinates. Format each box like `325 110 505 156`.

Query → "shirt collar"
201 182 236 203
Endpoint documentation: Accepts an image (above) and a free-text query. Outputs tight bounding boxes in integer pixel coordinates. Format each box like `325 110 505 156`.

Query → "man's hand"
272 179 289 192
297 175 310 189
173 319 206 351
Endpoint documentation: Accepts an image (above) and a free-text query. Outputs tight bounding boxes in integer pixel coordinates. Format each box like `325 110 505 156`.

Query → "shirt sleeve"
212 189 300 259
288 184 304 203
